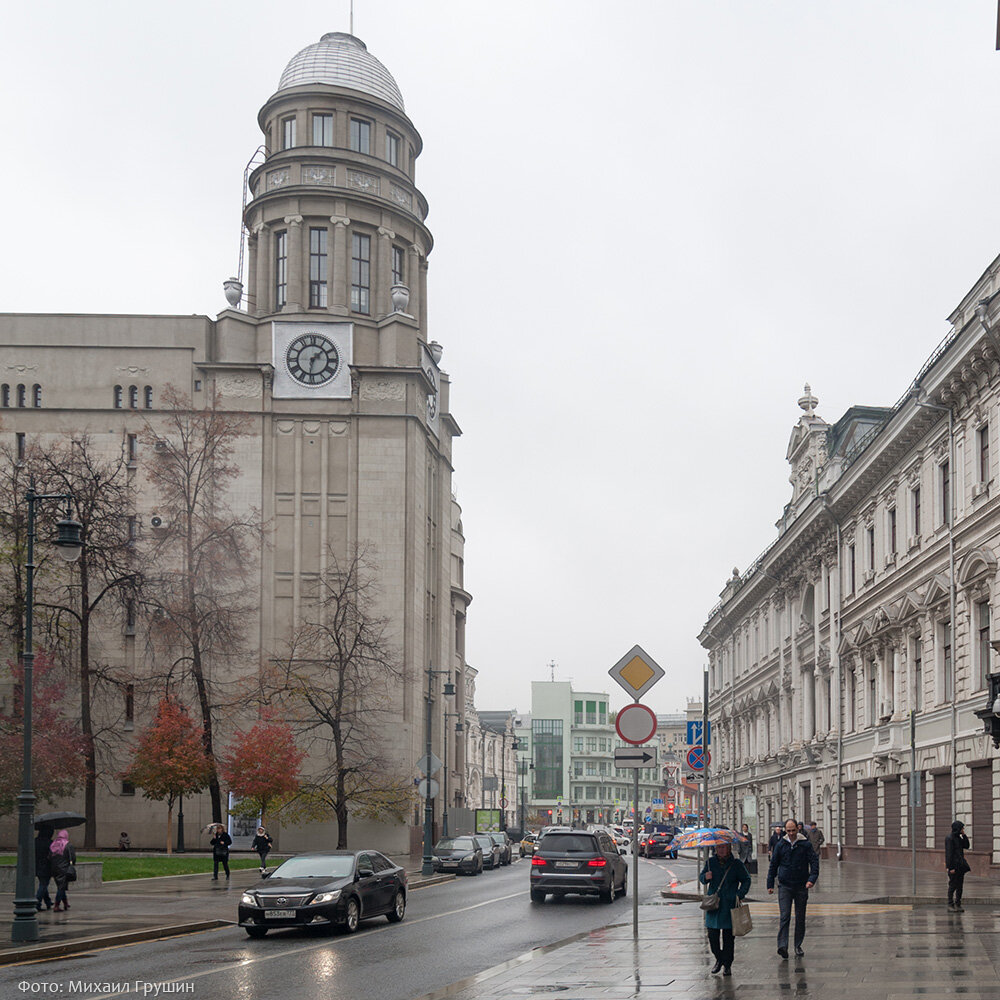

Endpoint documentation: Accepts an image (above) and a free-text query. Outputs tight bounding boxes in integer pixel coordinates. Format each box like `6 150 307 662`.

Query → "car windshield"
436 838 475 851
539 834 598 853
489 834 505 844
271 855 355 879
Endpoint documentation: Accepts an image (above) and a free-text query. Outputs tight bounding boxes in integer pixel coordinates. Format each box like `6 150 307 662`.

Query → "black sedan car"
644 831 678 859
238 851 407 937
432 836 483 874
488 831 513 866
529 827 627 903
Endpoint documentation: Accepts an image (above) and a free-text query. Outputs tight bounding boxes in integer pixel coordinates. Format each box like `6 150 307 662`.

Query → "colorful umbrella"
669 827 747 850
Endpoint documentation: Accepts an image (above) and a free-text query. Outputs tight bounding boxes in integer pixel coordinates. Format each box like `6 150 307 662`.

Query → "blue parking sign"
687 721 711 746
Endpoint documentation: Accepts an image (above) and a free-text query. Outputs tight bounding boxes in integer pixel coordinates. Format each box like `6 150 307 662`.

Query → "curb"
0 919 230 966
861 895 1000 906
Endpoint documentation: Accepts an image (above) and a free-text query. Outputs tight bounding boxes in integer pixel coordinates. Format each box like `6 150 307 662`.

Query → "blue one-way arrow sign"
614 747 658 768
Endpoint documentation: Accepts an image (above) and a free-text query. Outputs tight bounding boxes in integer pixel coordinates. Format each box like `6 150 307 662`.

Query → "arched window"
113 385 123 408
128 385 138 409
143 385 153 409
0 385 8 408
16 384 26 408
32 384 41 408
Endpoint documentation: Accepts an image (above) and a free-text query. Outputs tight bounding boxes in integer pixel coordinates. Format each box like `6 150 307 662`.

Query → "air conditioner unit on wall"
149 515 169 530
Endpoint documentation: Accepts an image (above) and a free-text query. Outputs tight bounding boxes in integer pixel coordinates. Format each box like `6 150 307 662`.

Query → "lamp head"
455 721 464 732
443 677 456 696
54 518 84 562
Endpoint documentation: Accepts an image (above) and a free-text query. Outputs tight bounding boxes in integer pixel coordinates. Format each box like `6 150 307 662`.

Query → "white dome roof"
277 33 405 112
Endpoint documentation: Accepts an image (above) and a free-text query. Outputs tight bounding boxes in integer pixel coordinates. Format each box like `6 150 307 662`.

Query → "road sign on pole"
608 644 666 701
614 746 658 768
616 703 657 745
686 721 711 746
417 753 443 776
686 745 710 771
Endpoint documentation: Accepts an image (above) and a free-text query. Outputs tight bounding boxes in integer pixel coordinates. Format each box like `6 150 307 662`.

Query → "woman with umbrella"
692 830 751 977
49 829 77 911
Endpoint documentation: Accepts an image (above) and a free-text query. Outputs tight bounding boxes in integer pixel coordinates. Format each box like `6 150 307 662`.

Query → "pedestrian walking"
210 824 232 880
251 826 273 873
35 827 53 911
699 841 752 977
767 824 782 858
118 832 131 852
766 818 819 959
49 829 76 911
738 824 754 865
945 820 971 912
806 822 825 855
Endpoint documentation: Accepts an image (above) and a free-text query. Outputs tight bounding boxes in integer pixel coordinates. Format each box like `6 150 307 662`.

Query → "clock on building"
285 332 340 386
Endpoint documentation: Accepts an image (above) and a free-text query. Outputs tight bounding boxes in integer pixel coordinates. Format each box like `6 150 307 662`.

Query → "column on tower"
330 215 351 314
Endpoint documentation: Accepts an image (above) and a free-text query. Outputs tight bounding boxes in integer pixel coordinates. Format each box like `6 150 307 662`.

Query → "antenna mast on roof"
350 0 354 34
549 660 556 682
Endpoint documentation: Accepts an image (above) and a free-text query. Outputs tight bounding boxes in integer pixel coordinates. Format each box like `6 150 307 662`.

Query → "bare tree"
35 434 142 848
261 547 415 848
141 386 261 823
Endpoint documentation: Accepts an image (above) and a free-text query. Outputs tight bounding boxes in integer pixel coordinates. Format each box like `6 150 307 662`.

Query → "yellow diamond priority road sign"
608 644 665 701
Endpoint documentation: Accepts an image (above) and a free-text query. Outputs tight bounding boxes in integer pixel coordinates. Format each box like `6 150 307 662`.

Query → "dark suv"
529 827 627 903
644 831 678 859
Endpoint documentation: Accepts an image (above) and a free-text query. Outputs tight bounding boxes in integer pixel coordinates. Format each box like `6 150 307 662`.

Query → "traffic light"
667 803 675 815
547 809 553 818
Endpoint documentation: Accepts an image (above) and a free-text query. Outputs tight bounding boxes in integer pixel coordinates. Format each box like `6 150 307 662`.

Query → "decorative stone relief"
216 373 261 399
347 170 380 195
303 165 336 185
390 184 412 210
115 366 148 375
303 421 321 435
329 421 348 436
267 168 290 189
360 378 405 401
276 421 296 435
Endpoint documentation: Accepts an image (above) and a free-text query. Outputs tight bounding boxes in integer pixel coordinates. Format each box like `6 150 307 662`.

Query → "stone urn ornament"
428 341 444 364
390 281 410 314
223 278 244 309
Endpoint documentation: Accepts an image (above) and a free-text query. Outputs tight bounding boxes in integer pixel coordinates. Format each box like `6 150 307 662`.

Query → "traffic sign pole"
632 766 639 940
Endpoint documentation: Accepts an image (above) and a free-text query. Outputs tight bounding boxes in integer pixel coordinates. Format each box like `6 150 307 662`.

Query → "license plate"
265 909 295 919
555 861 577 869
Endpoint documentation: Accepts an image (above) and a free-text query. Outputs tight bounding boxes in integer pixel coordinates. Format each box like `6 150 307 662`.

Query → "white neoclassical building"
700 253 1000 876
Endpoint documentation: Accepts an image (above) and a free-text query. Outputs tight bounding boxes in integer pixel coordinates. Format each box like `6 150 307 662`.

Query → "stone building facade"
0 33 472 853
700 254 1000 876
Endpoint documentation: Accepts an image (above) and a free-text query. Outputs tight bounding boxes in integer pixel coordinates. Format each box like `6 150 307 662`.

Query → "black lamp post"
12 487 82 943
422 667 454 876
499 732 519 832
442 710 462 837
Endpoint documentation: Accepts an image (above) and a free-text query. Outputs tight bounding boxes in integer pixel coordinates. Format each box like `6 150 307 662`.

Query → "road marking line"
63 890 528 999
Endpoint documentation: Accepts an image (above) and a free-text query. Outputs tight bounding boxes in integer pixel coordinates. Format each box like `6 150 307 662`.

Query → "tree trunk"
166 801 174 855
79 559 97 849
336 800 349 849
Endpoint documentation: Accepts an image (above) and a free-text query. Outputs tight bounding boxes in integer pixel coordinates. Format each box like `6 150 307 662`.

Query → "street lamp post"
443 710 462 837
12 487 83 943
499 731 519 832
422 667 454 877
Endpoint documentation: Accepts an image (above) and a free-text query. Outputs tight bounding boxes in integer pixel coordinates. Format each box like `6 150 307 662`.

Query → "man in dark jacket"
766 818 820 959
34 827 53 911
945 820 971 911
767 825 783 857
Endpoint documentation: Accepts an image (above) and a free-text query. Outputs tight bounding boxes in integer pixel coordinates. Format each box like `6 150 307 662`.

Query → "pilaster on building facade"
0 32 473 853
700 254 1000 877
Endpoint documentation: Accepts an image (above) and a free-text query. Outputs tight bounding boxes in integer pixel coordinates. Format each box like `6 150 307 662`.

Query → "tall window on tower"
351 233 370 314
349 117 371 154
392 246 405 286
275 231 288 309
281 116 296 150
312 113 333 147
309 228 328 307
385 129 400 166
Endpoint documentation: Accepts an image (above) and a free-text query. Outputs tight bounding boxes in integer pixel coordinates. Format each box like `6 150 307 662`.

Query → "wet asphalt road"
2 855 695 1000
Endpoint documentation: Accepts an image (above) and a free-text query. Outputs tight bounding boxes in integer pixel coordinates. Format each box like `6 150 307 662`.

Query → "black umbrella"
34 811 86 829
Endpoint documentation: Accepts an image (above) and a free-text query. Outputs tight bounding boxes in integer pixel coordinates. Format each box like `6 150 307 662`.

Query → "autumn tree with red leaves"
141 387 261 825
121 697 212 853
0 651 88 815
219 713 305 826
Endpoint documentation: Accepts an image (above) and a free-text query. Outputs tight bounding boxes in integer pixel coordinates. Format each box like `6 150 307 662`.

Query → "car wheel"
342 897 360 933
620 872 628 897
244 926 267 938
600 884 614 904
530 889 546 903
387 889 406 923
476 859 483 874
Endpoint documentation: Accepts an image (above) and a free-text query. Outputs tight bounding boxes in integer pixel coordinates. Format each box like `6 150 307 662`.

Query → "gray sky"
4 2 999 717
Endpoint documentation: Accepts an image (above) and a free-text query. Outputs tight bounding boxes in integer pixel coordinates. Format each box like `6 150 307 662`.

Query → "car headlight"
241 893 256 906
462 854 475 861
312 890 341 904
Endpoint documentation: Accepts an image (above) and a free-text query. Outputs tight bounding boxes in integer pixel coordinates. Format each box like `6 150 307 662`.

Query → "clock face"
285 333 340 386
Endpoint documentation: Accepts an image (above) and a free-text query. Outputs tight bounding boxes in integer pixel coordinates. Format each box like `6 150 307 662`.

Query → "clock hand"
307 350 324 373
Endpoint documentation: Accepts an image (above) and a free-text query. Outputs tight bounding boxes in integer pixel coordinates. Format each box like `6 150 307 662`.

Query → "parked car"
529 828 627 904
488 831 513 865
238 851 406 938
431 836 483 875
474 834 502 869
644 831 677 859
519 833 537 857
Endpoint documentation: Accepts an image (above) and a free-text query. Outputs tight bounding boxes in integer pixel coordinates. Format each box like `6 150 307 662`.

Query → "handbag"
730 898 752 936
65 863 77 883
699 863 732 911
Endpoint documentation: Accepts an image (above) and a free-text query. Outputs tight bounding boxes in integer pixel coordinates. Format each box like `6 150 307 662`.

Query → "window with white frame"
977 600 991 690
941 619 953 702
312 113 333 147
913 635 923 712
349 117 371 154
979 424 990 484
940 461 951 526
281 116 296 149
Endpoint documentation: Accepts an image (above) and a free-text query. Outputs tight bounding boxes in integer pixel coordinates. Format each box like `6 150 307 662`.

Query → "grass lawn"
0 854 287 881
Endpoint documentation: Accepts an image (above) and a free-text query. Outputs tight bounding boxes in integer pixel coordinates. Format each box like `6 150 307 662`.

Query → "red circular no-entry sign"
615 703 657 745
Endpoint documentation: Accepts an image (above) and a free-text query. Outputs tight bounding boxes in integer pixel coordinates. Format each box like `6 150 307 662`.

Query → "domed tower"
245 32 431 335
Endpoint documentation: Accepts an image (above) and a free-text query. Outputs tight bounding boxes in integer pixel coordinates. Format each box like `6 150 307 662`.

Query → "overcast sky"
4 2 999 718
